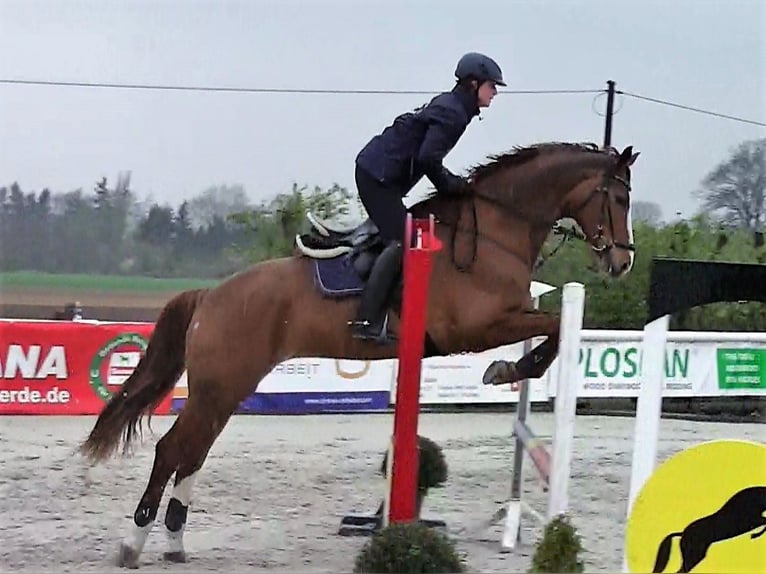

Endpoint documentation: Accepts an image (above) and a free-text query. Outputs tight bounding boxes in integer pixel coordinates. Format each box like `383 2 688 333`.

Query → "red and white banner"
0 320 172 415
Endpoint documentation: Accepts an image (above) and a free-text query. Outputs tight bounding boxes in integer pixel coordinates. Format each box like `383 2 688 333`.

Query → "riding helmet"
455 52 506 86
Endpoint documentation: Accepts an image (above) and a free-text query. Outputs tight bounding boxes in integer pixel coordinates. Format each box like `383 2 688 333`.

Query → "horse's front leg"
481 311 561 386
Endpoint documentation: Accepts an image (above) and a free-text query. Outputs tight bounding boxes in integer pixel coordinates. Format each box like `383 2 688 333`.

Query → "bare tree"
187 184 251 230
631 200 663 226
694 138 766 230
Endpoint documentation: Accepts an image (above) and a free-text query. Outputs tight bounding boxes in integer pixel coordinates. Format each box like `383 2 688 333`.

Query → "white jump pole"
621 313 669 572
500 281 556 551
547 281 585 519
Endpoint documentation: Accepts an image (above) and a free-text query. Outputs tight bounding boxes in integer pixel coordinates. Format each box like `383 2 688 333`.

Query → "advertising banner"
172 357 394 414
0 320 172 415
395 339 551 404
547 337 766 398
4 319 765 417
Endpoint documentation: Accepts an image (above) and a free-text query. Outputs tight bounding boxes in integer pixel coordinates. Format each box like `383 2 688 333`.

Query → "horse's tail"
652 532 682 573
79 288 208 464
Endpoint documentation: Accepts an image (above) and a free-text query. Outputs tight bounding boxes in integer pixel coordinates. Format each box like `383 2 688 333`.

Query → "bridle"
439 165 635 272
567 169 635 255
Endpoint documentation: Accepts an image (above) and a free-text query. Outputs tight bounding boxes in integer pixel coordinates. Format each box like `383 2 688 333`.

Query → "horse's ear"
618 145 639 167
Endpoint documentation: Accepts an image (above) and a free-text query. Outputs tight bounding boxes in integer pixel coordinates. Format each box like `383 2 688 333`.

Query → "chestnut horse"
80 141 639 568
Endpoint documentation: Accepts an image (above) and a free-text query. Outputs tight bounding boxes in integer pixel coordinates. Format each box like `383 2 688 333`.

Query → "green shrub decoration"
353 521 466 573
529 513 585 573
380 435 448 493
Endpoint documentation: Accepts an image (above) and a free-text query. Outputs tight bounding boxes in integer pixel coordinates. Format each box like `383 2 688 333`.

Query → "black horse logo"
652 485 766 573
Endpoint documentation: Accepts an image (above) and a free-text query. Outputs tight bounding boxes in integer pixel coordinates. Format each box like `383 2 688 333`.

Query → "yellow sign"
625 439 766 573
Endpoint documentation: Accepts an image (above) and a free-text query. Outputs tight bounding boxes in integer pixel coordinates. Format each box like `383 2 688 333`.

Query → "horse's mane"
466 141 617 185
412 140 621 219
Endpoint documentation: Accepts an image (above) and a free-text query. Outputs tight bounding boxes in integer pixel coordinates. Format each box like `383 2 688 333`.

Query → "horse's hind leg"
161 461 200 564
117 422 181 568
162 465 200 563
117 392 236 569
162 395 236 563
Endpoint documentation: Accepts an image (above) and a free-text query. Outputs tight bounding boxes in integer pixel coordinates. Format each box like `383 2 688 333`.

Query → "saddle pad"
313 255 364 298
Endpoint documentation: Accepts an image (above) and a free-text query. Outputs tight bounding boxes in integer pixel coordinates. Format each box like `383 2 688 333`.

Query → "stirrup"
349 316 397 345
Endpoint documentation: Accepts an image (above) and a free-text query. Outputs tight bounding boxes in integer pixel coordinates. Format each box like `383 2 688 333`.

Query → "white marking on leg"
165 471 198 555
124 522 153 554
173 471 198 506
166 527 185 554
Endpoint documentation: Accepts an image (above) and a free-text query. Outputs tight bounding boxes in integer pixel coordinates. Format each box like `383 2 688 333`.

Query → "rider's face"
477 80 498 107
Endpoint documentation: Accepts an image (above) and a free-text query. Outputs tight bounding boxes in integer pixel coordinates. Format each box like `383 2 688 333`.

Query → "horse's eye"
615 196 628 208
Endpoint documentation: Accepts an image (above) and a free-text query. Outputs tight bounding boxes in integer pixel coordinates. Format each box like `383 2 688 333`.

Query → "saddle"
294 212 385 280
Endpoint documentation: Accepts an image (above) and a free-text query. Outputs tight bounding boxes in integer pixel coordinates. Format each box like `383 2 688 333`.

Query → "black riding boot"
349 240 403 344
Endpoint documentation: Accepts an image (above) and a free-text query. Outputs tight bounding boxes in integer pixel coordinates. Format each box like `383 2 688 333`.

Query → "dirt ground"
0 286 180 322
1 411 763 573
0 286 177 309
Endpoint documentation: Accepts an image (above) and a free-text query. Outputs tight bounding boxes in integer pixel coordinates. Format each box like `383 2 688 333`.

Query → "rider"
349 52 505 343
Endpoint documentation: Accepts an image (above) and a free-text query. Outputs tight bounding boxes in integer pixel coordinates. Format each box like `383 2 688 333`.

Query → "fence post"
386 213 442 525
547 282 584 519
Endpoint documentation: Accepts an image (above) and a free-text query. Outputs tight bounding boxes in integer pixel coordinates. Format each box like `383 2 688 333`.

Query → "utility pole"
603 80 616 148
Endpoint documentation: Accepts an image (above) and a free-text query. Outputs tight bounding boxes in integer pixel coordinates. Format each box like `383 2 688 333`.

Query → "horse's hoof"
482 360 517 386
163 550 187 563
116 543 140 569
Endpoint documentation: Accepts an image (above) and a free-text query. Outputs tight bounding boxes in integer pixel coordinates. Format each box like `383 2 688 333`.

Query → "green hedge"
533 216 766 332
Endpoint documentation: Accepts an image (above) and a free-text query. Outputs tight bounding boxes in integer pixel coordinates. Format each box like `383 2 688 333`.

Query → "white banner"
173 358 394 400
392 339 551 404
546 334 766 398
258 358 395 393
172 332 766 404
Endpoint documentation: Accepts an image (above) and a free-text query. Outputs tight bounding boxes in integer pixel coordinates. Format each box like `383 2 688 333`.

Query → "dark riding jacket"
355 85 479 196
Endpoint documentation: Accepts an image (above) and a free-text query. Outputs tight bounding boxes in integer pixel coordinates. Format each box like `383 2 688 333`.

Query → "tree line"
0 175 354 279
1 137 763 330
534 215 766 331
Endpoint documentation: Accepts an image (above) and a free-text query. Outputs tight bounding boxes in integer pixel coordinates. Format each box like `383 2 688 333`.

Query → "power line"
619 90 765 128
0 78 601 96
1 77 763 127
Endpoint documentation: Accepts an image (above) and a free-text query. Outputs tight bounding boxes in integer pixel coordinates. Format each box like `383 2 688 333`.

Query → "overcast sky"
1 0 763 224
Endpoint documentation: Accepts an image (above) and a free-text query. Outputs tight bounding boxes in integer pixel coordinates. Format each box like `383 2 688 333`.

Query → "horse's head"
563 145 639 278
419 141 640 279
